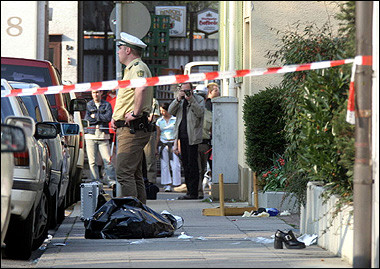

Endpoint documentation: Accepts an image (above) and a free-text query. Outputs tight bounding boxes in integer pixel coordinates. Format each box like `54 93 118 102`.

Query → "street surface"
1 187 351 268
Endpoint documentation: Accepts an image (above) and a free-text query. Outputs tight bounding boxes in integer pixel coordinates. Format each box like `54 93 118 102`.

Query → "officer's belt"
115 116 148 130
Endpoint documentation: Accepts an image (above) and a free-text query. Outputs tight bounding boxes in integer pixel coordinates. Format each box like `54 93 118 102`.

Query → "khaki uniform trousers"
116 127 151 204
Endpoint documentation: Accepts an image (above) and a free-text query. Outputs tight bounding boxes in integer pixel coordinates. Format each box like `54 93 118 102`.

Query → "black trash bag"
84 196 175 239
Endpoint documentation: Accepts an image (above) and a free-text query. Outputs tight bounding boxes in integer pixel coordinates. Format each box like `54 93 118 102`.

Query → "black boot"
274 230 306 249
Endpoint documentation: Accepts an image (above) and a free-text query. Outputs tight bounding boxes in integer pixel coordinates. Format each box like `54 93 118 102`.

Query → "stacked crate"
142 15 170 77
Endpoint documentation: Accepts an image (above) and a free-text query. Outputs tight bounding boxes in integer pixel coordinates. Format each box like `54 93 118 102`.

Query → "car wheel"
73 167 83 202
32 188 50 250
57 194 66 224
4 206 35 260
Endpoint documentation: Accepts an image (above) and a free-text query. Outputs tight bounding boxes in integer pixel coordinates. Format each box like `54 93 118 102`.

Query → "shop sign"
155 6 186 37
197 8 218 34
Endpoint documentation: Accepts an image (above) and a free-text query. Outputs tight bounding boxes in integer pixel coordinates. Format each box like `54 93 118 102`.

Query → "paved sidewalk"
35 190 351 268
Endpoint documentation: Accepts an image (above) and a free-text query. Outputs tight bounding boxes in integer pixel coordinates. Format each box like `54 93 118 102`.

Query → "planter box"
300 181 353 265
251 191 299 213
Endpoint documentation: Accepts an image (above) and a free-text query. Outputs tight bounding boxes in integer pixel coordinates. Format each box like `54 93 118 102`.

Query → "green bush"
242 86 286 174
263 20 354 206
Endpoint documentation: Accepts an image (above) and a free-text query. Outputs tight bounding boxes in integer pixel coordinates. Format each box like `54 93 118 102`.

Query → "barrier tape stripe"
346 61 357 124
2 58 362 98
345 55 373 125
1 55 373 126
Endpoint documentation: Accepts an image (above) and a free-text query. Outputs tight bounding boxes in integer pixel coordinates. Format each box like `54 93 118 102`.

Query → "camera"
184 90 192 97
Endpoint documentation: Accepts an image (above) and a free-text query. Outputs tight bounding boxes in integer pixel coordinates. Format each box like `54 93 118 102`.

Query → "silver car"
1 123 26 245
1 79 58 259
9 81 78 227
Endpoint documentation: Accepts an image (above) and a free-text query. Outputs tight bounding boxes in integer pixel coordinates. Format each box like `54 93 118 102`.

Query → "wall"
49 1 79 84
300 182 353 264
168 38 218 69
236 1 343 197
1 1 48 60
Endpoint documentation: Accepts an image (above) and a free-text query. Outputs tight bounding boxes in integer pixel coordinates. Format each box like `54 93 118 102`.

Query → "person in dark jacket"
84 90 116 187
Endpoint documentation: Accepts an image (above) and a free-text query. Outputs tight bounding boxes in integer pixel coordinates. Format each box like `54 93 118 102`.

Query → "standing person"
106 89 117 143
110 32 154 204
84 90 116 187
168 82 204 199
205 82 220 112
204 82 220 171
198 82 221 197
106 89 117 167
155 102 182 192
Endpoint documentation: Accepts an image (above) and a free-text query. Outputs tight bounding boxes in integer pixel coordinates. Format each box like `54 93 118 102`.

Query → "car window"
14 96 30 118
1 64 53 87
45 94 56 106
19 96 43 122
42 96 56 120
1 97 14 122
190 65 218 74
189 65 219 86
62 93 71 110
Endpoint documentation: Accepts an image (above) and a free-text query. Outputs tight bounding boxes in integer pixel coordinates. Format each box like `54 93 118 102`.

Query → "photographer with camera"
84 90 116 187
168 82 205 199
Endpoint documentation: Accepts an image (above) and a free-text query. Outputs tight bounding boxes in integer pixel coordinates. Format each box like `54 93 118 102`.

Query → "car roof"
184 61 219 69
1 56 53 67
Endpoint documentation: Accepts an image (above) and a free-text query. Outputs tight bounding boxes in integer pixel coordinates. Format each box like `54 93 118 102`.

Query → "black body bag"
84 197 176 239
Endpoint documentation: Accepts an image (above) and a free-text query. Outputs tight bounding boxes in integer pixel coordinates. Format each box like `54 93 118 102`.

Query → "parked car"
8 81 80 227
183 61 219 91
1 93 58 260
62 92 86 206
1 57 86 210
1 123 26 245
1 79 60 259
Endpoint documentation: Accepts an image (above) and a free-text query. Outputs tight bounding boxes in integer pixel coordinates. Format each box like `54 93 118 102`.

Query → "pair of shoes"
274 230 306 249
173 184 187 193
177 194 198 200
163 185 172 192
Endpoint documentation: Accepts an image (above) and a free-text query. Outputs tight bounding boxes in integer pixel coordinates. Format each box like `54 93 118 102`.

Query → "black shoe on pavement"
177 194 198 200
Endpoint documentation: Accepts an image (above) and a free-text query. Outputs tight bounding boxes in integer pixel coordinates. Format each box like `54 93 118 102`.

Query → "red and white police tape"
1 56 372 125
346 55 373 124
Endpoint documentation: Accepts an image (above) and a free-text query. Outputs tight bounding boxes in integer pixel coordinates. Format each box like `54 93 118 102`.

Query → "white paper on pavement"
297 234 318 246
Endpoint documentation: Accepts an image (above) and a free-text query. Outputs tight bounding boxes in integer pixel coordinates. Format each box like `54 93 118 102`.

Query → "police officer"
110 32 154 204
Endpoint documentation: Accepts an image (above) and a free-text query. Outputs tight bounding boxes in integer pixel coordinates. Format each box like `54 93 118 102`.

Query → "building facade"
216 0 342 199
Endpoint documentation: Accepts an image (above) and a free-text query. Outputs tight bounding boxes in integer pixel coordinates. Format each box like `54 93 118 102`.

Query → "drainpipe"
115 2 122 80
228 1 236 97
221 1 228 96
353 1 373 268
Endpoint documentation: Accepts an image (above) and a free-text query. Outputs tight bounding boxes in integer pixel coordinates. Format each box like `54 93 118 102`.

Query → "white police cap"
116 32 147 50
